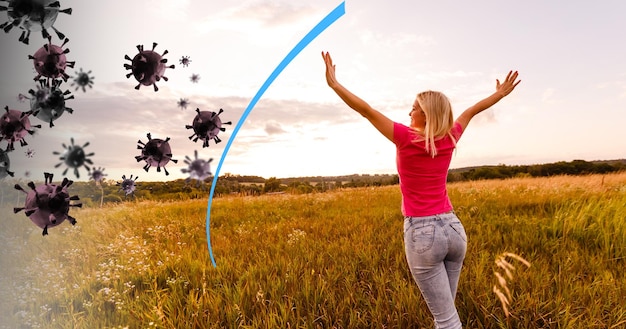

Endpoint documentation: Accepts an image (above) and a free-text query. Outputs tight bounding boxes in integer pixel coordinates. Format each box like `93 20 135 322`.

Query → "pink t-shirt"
393 122 464 217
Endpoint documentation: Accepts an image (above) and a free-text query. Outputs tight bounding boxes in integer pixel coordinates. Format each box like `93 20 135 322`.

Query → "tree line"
0 159 623 207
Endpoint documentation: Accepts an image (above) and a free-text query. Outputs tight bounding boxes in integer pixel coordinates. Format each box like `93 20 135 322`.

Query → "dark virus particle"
0 106 40 151
17 93 27 102
186 108 232 148
124 42 175 91
53 137 94 179
29 36 75 81
177 98 189 110
14 172 81 236
88 166 107 184
0 149 14 179
70 68 94 92
179 55 191 67
24 170 30 177
181 150 212 186
117 174 138 196
27 79 74 127
190 73 200 83
25 148 35 157
135 133 178 175
0 0 72 45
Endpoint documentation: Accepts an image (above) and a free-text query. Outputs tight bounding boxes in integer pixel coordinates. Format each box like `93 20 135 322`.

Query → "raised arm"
322 51 394 142
456 70 521 131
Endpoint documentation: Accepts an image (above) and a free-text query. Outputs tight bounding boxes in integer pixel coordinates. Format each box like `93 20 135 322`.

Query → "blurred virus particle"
181 150 212 185
0 0 72 45
29 36 75 81
177 98 189 110
0 148 14 178
190 73 200 83
14 172 81 236
17 93 28 102
124 42 175 91
24 170 30 177
0 106 40 151
53 137 94 179
179 55 191 67
28 78 74 127
186 108 232 148
135 133 178 175
70 68 94 92
25 147 35 157
117 174 138 196
88 166 107 184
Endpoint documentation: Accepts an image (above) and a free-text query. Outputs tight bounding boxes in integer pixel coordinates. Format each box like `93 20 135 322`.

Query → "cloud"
264 120 287 135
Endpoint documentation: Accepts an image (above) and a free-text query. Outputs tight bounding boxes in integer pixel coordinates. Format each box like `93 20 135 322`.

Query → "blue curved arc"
205 2 346 267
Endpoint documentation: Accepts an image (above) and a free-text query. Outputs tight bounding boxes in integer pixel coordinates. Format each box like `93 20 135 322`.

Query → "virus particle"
181 150 213 185
14 172 81 236
0 106 40 151
117 174 138 196
189 73 200 83
70 68 94 92
88 166 107 183
0 149 14 179
24 170 30 177
29 36 75 81
53 137 94 179
186 108 232 148
177 98 189 110
0 0 72 45
135 133 178 175
25 148 35 157
179 55 191 67
124 42 175 91
17 93 27 102
28 78 74 127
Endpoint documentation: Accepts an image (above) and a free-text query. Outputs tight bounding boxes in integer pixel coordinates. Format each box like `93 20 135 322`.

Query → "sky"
1 0 625 182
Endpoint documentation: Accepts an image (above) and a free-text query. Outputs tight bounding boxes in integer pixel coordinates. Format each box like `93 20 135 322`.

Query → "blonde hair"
411 90 456 157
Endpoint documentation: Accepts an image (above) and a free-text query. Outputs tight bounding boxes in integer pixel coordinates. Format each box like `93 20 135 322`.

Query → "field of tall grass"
1 173 625 328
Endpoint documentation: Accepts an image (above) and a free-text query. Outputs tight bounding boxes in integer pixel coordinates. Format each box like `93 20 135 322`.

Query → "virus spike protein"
124 42 175 91
13 172 82 236
0 106 41 151
53 137 94 179
135 133 178 175
186 108 232 148
0 0 72 45
29 36 75 81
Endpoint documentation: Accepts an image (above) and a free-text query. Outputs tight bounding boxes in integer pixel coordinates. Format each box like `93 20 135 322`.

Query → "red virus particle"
181 150 212 186
0 148 14 179
88 166 107 184
0 106 40 151
124 42 175 91
70 68 94 92
28 78 74 127
29 36 75 81
0 0 72 45
25 147 35 157
14 172 81 236
179 55 191 67
135 133 178 175
190 73 200 83
53 137 94 178
117 174 138 196
186 108 232 148
177 98 189 110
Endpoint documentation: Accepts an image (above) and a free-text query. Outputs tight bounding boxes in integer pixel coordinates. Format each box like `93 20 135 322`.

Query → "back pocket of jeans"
450 222 467 242
411 225 435 253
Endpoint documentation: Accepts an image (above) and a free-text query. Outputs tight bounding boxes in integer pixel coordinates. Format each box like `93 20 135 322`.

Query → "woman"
322 51 520 328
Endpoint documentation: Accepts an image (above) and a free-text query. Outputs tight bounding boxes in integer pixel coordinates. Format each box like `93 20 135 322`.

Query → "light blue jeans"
403 211 467 329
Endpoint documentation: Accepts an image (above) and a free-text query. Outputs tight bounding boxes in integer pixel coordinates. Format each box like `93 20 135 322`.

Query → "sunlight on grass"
1 172 625 328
